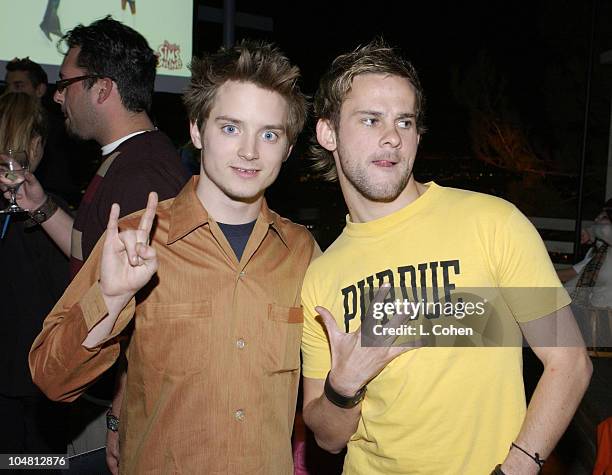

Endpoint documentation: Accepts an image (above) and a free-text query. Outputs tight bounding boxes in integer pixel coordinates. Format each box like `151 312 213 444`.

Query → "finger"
137 192 158 239
120 231 141 266
136 242 157 265
315 306 342 339
106 203 121 239
363 283 392 335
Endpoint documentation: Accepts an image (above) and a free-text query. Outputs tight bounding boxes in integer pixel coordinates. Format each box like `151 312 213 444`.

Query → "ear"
316 119 337 152
96 77 114 104
282 144 293 163
189 121 203 149
35 83 47 99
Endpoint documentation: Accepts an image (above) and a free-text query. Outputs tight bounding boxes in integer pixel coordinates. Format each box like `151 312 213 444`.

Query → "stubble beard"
337 145 413 203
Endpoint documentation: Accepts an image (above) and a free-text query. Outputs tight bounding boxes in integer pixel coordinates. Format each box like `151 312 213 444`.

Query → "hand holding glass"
0 150 29 214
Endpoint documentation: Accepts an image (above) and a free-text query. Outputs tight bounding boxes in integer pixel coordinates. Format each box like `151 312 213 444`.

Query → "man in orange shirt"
30 40 318 474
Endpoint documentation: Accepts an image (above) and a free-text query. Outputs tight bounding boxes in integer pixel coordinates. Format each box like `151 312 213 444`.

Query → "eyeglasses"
55 74 114 93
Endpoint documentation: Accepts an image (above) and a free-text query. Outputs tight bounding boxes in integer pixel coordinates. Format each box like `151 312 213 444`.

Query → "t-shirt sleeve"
493 207 571 322
301 265 332 380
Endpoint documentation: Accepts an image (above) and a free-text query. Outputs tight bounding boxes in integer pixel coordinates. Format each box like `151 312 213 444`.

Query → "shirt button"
234 409 245 421
239 270 246 277
236 338 246 349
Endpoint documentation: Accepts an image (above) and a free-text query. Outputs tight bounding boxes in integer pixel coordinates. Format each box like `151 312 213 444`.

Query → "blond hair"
183 39 307 144
311 39 427 181
0 92 46 152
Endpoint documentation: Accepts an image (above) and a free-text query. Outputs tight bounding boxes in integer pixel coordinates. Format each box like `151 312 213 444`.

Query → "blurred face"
53 47 99 141
5 71 45 97
595 209 611 224
190 80 292 204
320 73 420 203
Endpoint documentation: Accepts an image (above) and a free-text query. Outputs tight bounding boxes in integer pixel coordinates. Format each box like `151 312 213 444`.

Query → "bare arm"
556 267 577 283
40 207 73 257
302 377 361 453
301 292 422 453
106 357 127 475
500 306 592 474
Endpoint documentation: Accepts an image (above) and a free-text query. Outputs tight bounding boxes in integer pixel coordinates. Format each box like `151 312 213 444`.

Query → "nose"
53 88 64 105
238 135 258 161
379 124 401 148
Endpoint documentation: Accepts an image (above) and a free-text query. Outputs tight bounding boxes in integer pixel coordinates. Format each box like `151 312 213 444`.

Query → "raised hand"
99 192 159 317
316 284 424 396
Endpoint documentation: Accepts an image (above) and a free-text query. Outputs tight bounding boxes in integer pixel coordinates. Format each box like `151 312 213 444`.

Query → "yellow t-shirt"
301 183 570 475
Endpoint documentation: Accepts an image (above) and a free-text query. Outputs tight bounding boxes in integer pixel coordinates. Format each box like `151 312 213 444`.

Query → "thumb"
315 306 341 340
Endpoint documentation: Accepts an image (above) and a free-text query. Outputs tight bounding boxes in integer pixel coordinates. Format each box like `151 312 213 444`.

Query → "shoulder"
433 185 517 216
268 209 317 250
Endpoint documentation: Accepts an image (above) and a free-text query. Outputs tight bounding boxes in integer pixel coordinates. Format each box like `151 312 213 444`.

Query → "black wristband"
510 442 545 469
491 464 505 475
323 372 366 409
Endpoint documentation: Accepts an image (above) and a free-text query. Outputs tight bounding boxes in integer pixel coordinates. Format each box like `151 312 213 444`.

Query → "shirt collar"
167 176 290 248
100 130 151 156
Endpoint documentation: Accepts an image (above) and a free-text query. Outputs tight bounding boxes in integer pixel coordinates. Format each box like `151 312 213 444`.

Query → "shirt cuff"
80 283 136 346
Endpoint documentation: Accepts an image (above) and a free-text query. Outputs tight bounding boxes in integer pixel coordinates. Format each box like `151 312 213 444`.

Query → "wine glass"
0 150 30 214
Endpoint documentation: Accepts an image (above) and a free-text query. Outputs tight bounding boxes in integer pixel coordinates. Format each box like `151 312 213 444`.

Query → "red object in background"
293 411 310 475
594 417 612 475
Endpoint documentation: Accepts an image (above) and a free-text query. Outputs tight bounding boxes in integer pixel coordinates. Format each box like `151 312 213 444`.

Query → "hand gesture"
99 192 159 316
316 284 424 396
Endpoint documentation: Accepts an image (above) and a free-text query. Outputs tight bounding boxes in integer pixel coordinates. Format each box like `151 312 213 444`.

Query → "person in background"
5 57 77 205
0 92 69 469
10 17 188 473
559 200 612 349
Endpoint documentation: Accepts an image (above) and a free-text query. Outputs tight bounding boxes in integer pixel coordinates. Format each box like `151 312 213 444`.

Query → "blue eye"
222 124 239 134
262 130 278 142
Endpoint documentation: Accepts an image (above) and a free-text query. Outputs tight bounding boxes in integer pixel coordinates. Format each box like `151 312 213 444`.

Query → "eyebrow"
354 110 416 119
214 115 286 131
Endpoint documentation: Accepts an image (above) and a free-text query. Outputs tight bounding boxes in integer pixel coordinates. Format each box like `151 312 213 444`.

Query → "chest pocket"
263 304 304 373
132 301 212 377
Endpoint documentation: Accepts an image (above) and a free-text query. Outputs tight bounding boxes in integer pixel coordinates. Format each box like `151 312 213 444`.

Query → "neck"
98 110 154 146
195 172 263 224
343 177 425 223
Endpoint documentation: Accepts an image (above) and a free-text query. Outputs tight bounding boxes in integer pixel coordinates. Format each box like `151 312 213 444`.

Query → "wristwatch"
24 196 58 227
324 372 367 409
106 411 119 432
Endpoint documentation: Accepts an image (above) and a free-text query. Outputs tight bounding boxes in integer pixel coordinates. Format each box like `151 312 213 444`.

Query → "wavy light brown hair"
183 39 307 144
311 39 427 181
0 92 47 152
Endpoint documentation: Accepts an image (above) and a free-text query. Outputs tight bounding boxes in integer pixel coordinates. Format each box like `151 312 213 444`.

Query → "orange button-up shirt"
30 177 319 474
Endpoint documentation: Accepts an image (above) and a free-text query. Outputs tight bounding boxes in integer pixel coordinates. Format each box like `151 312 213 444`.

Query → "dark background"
149 0 612 249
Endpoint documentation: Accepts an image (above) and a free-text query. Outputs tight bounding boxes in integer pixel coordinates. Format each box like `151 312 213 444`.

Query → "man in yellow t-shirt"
301 39 592 475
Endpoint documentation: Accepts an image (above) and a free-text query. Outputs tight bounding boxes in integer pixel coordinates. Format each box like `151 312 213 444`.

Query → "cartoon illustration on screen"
39 0 61 41
121 0 137 27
